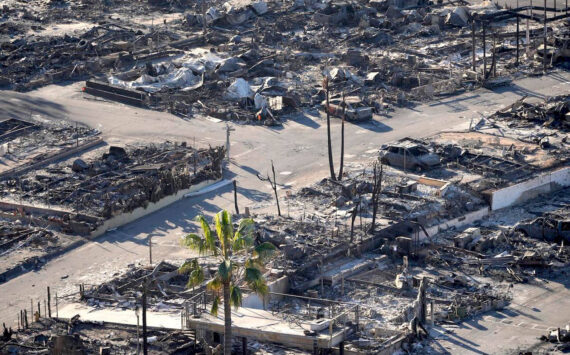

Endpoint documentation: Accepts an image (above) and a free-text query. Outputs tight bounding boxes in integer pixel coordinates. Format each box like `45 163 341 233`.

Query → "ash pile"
80 261 213 311
493 94 570 132
0 220 72 282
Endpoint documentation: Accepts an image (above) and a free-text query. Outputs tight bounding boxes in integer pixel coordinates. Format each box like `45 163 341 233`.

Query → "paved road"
1 71 570 328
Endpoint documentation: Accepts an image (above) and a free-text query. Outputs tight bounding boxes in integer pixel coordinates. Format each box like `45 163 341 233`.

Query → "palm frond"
187 268 204 288
207 277 223 292
181 234 207 254
178 258 199 275
244 267 262 283
232 218 255 251
230 284 242 310
211 295 220 316
253 242 276 261
214 210 233 256
218 260 232 282
245 266 268 295
179 259 204 289
249 278 269 296
245 258 262 269
195 215 217 255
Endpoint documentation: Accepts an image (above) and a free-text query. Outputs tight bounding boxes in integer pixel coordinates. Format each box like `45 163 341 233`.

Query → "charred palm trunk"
338 92 345 181
323 77 336 181
223 282 232 355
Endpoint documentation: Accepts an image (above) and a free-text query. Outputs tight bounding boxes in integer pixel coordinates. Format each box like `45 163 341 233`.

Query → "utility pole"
225 123 234 163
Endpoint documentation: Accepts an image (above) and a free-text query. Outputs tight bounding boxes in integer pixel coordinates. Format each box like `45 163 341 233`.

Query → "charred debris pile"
0 317 200 354
0 143 225 234
3 0 570 123
0 117 101 175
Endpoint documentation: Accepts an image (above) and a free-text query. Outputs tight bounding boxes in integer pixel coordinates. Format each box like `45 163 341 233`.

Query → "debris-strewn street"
1 0 570 352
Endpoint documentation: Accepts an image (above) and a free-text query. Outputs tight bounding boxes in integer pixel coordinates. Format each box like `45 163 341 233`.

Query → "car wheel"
414 165 423 173
380 157 389 165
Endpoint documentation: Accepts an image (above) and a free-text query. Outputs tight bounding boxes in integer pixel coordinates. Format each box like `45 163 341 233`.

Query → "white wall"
242 276 290 309
490 167 570 210
90 178 221 239
414 207 490 240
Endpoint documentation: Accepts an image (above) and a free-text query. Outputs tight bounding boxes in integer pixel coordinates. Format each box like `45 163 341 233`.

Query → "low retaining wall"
489 167 570 210
0 178 221 283
415 207 490 240
90 178 221 239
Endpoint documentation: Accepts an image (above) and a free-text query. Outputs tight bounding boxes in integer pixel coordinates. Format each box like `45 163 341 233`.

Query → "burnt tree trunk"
271 161 281 217
369 162 383 233
233 180 240 215
257 161 281 217
338 92 346 181
350 206 358 243
323 77 336 181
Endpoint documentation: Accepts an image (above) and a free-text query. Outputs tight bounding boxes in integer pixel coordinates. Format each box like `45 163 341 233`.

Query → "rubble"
0 143 224 231
2 0 570 353
0 117 102 178
0 317 200 354
2 0 568 124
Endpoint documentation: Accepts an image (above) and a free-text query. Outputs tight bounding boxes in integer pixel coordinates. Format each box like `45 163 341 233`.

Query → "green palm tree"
179 210 275 355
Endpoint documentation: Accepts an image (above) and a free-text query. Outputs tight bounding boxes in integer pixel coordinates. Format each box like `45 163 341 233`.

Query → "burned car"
379 140 440 172
514 215 570 242
322 96 373 122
